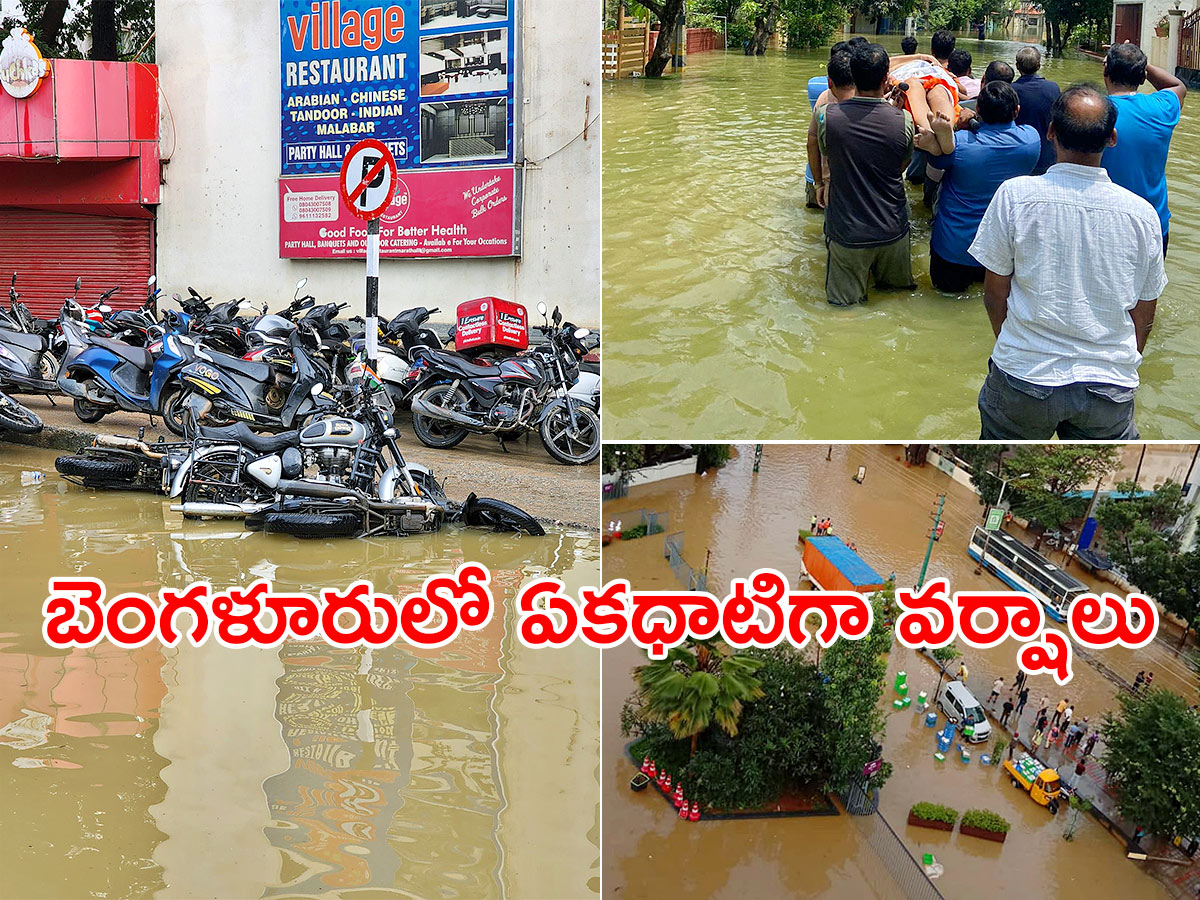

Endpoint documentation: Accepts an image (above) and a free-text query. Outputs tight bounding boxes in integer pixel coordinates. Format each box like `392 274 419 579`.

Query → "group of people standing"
804 31 1184 440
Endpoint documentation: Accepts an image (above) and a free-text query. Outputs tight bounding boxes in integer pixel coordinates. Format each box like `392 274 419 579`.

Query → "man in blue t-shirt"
915 81 1040 293
805 39 857 207
1012 47 1061 175
1102 42 1186 256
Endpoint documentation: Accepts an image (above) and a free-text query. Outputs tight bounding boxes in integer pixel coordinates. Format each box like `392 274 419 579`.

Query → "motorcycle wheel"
262 509 362 538
161 385 189 438
462 494 545 536
411 385 470 449
539 402 600 465
0 393 43 434
55 455 140 482
72 397 107 424
38 353 57 383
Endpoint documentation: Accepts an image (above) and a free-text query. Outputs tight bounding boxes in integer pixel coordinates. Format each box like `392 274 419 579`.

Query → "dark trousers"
978 360 1139 440
930 245 985 293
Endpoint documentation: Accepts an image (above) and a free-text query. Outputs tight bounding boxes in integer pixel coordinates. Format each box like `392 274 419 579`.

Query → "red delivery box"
455 297 529 353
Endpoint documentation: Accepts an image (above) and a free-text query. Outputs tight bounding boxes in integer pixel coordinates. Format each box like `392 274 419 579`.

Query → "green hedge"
621 524 648 540
910 802 958 825
961 809 1011 833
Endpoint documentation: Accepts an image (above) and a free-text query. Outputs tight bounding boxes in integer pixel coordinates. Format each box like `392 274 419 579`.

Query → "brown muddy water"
0 446 600 899
603 38 1200 439
602 444 1195 899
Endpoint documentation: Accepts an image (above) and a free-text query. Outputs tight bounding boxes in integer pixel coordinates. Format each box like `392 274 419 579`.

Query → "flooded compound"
603 38 1200 439
602 444 1194 899
0 446 599 900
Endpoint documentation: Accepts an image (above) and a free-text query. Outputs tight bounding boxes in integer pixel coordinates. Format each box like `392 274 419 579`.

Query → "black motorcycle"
0 390 43 434
178 328 336 432
408 304 600 465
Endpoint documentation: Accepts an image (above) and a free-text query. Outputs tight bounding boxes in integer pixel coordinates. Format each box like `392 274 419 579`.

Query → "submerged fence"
663 531 709 593
848 807 947 900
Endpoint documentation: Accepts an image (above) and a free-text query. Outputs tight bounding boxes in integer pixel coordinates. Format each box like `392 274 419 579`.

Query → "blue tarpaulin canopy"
807 536 885 587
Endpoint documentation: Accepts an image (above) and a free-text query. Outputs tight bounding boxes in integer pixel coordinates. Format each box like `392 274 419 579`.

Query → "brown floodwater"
0 445 599 899
603 38 1200 439
602 444 1193 899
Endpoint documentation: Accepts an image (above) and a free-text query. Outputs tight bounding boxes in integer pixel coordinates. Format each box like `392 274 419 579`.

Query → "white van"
937 680 991 743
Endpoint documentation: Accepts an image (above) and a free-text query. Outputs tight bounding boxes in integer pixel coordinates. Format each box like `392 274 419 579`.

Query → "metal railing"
664 531 709 592
849 807 947 900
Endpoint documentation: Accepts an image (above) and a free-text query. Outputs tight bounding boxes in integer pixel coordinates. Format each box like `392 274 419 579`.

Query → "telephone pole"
753 444 763 472
916 494 946 589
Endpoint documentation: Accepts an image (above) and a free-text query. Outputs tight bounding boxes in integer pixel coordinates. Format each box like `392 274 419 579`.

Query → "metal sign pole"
366 217 380 372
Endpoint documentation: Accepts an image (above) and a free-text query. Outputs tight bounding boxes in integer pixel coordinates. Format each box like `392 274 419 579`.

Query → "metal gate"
0 209 154 319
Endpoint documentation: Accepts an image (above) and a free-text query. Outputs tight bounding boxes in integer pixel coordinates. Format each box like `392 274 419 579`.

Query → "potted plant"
1156 14 1170 37
907 801 958 832
960 808 1011 843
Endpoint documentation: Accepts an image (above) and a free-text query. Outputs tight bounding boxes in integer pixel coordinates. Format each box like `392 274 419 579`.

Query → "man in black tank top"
816 43 916 306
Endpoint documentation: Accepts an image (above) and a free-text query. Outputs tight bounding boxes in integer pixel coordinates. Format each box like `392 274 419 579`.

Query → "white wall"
601 456 697 488
154 0 600 326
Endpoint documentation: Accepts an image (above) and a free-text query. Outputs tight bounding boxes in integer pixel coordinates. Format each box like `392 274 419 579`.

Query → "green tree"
1003 445 1121 549
951 444 1012 513
693 443 732 471
1102 689 1200 839
821 619 890 792
1097 482 1200 648
784 0 853 49
633 639 765 757
2 0 154 61
601 444 645 475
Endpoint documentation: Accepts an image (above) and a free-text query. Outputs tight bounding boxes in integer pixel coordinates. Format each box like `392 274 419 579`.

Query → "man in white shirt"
968 84 1166 439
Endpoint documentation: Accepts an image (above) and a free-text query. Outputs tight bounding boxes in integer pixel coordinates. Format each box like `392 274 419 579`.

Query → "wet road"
0 446 600 899
602 444 1193 899
603 38 1200 439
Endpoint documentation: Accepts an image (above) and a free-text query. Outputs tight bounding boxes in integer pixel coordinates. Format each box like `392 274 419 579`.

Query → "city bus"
967 526 1089 622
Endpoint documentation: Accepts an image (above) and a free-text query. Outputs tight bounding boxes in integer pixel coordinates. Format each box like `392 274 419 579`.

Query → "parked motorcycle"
409 302 601 465
57 311 196 432
0 390 43 434
178 326 336 432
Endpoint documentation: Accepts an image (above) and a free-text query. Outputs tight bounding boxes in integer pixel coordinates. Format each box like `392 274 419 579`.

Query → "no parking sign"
338 138 398 221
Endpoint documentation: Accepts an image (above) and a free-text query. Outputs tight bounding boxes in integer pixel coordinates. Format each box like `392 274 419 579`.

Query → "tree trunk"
644 0 685 77
748 0 782 56
690 731 698 758
91 0 120 61
38 0 70 50
1050 19 1062 57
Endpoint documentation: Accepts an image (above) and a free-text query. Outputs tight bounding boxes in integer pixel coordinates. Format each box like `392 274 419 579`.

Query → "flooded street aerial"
603 39 1200 439
602 445 1196 900
0 446 600 900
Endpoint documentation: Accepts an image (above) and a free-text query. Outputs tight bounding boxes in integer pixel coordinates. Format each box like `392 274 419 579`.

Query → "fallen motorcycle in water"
0 390 43 434
53 381 544 537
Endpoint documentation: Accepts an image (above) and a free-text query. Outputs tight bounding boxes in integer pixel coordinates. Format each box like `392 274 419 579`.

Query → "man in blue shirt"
1012 47 1061 175
1102 42 1186 256
915 81 1040 293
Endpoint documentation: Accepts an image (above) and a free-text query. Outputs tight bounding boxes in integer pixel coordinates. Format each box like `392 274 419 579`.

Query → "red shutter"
0 209 154 319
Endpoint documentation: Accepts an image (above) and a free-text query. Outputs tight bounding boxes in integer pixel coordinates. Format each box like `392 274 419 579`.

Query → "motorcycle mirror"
147 275 157 287
294 277 308 299
74 277 82 292
574 327 590 340
172 292 182 302
536 301 547 316
311 382 324 397
9 273 15 287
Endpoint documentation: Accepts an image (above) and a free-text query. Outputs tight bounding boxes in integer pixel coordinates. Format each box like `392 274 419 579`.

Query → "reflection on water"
0 446 599 899
603 37 1200 439
602 445 1189 899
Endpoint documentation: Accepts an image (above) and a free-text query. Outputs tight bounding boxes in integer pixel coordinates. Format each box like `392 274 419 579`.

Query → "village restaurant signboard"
278 0 521 259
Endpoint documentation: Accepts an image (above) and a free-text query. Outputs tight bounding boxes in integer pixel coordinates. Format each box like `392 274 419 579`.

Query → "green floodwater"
602 35 1200 439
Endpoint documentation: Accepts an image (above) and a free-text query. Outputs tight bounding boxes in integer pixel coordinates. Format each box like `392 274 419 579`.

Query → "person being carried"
807 50 856 210
817 43 916 306
968 84 1166 439
916 80 1039 293
888 30 965 145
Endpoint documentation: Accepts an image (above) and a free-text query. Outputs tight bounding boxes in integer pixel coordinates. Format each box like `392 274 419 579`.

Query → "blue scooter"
58 303 196 435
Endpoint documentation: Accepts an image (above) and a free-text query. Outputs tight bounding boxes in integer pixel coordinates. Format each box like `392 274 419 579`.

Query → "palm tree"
634 640 765 758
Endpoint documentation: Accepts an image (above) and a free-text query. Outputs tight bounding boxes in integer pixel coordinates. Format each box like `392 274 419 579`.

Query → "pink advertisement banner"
279 166 519 259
